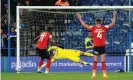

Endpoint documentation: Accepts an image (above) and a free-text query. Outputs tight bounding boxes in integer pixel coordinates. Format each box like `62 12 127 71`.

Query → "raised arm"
76 13 92 30
108 11 117 28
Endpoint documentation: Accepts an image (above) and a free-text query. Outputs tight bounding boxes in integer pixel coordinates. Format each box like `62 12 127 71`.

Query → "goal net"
16 6 133 72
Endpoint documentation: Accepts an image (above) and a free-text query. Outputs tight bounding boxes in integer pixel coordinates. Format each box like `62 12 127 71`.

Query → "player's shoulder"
45 31 52 37
44 31 50 34
89 25 96 31
102 25 109 28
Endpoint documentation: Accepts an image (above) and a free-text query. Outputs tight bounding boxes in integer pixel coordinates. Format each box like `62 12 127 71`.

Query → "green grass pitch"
1 72 133 80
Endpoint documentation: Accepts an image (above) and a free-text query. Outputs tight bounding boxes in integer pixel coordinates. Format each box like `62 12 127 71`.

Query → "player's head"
47 27 52 33
96 19 101 24
95 19 102 28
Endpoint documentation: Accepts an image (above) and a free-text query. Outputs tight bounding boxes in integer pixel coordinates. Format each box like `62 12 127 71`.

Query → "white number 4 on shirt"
97 32 102 39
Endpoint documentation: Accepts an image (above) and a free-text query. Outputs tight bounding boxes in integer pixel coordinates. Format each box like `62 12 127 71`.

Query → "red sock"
92 61 97 72
46 58 52 70
101 61 106 72
38 58 43 68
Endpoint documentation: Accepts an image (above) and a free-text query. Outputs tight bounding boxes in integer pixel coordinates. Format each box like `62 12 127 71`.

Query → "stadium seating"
80 0 93 6
112 0 124 6
81 0 131 6
91 0 102 6
101 0 112 6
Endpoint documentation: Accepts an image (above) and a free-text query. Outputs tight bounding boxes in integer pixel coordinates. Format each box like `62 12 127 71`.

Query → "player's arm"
29 35 40 47
76 13 92 30
108 11 117 28
48 46 59 51
34 35 40 41
48 35 60 46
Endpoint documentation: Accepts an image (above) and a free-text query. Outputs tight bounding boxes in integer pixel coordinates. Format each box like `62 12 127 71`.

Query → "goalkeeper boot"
45 70 49 74
91 73 96 79
103 74 108 79
91 75 96 79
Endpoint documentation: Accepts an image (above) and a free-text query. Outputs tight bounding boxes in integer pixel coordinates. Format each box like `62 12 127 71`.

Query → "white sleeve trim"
105 25 109 28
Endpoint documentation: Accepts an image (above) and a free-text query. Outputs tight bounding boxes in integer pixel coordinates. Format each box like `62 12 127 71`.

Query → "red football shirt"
36 32 52 49
90 25 109 46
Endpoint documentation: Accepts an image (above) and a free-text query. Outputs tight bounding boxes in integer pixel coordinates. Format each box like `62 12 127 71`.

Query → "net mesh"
18 8 133 72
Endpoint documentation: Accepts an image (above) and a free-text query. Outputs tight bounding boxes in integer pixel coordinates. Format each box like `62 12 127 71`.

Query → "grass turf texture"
1 72 133 80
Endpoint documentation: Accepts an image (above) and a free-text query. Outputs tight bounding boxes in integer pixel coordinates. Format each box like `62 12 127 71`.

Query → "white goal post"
16 6 133 72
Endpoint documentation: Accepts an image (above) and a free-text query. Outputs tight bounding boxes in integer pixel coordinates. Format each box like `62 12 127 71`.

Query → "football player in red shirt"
77 11 117 78
34 27 54 74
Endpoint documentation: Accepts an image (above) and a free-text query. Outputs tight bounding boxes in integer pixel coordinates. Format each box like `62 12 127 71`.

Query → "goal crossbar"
17 6 133 9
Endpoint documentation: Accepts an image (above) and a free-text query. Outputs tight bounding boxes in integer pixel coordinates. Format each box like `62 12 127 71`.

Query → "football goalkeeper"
41 46 94 73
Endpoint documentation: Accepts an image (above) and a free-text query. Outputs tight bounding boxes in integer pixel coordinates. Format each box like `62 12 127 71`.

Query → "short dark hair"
47 27 52 32
62 0 67 2
96 19 101 24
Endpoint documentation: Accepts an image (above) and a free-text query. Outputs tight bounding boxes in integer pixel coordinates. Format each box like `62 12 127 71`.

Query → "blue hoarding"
2 56 125 72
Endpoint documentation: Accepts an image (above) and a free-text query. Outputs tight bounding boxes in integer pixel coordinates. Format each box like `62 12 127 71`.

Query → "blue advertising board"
2 56 125 72
1 57 4 72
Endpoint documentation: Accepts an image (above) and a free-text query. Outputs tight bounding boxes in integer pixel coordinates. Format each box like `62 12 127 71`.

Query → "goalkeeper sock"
84 52 94 57
38 58 43 71
101 61 107 75
45 58 52 72
92 61 97 75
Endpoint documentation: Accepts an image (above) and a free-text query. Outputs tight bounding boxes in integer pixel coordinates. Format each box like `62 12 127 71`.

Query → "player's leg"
91 46 100 78
37 57 44 72
36 48 44 73
44 50 52 74
91 54 98 78
99 46 108 78
100 54 108 78
41 58 55 69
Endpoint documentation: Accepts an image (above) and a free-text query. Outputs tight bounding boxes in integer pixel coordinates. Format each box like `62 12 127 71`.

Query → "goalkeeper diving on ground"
40 45 94 74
